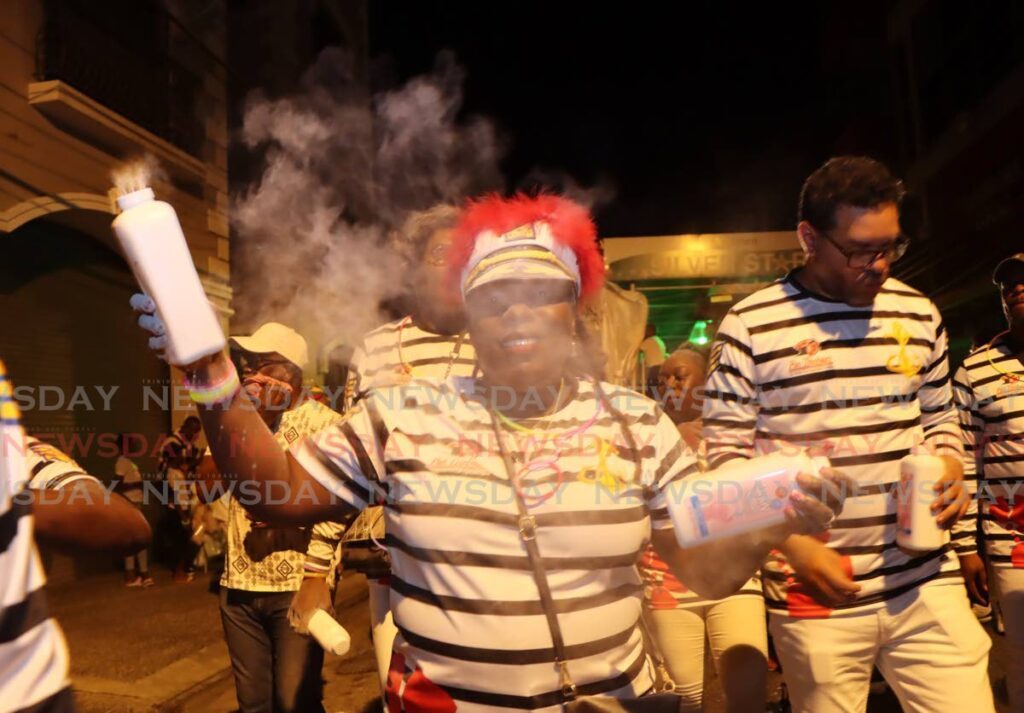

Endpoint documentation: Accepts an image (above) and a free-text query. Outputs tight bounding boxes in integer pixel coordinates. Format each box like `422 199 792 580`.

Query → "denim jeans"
219 588 325 713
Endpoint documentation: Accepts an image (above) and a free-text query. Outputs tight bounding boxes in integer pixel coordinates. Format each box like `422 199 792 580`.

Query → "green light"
688 320 710 346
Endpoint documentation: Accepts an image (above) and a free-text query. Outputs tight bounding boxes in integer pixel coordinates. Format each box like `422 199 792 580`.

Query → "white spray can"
670 451 831 548
896 453 947 552
307 609 351 656
111 188 225 365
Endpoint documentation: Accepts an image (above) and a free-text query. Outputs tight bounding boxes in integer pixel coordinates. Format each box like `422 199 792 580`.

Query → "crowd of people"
3 154 1024 713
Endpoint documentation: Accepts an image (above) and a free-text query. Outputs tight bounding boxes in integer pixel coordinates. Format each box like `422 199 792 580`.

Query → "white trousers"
992 567 1024 712
769 583 993 713
648 596 767 713
369 579 398 693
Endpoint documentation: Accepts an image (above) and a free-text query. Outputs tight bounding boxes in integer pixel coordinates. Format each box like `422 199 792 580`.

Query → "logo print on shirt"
789 338 834 374
885 322 922 377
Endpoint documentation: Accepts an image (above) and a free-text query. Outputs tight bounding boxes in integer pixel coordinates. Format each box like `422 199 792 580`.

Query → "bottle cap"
116 187 155 212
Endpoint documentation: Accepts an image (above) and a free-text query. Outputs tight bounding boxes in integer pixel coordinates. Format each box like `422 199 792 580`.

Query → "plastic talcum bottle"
307 609 351 656
111 188 226 365
896 453 947 552
670 451 831 547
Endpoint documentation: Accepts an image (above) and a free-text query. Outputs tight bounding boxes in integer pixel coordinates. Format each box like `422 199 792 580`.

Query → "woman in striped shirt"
133 193 845 713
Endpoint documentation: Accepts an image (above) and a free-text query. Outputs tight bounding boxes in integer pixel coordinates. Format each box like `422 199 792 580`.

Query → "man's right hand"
288 576 334 634
958 553 989 606
782 534 861 607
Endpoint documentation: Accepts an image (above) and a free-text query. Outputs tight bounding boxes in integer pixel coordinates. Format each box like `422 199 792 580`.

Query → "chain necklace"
396 316 467 381
986 330 1024 383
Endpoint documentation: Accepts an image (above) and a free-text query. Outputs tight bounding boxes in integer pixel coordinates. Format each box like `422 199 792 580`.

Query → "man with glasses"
952 253 1024 711
703 156 991 712
201 322 341 712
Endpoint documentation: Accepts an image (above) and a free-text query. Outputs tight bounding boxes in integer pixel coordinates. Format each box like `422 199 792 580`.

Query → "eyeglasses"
465 280 577 319
817 230 910 270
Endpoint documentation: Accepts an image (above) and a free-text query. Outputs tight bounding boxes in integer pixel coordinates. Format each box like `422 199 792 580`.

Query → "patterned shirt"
220 398 343 592
292 376 697 713
703 273 964 618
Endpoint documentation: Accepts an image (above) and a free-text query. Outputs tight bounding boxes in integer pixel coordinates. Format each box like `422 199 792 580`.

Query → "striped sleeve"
25 438 98 491
291 396 385 513
919 305 962 457
645 410 701 530
702 310 758 469
304 520 345 577
951 363 980 555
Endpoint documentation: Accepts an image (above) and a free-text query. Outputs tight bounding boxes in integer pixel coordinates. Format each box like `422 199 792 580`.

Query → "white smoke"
231 49 505 359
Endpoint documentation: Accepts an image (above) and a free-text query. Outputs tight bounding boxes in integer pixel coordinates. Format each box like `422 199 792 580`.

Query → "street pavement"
48 570 1012 712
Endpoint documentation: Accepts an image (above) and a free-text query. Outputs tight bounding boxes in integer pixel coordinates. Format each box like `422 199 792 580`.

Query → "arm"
919 307 969 527
952 361 987 604
288 520 345 633
700 314 859 603
647 408 849 600
190 453 230 504
184 355 351 525
701 311 759 468
29 479 151 555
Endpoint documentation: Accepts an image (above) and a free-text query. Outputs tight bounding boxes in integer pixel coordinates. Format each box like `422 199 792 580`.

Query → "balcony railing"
35 0 206 158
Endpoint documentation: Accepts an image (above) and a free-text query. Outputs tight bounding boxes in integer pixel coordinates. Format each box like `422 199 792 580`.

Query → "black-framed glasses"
817 230 910 270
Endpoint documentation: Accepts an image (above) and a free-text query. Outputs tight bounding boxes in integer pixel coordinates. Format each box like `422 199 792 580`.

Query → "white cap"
229 322 308 370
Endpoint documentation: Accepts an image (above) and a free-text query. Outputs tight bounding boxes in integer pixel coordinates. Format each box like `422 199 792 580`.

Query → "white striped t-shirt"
308 318 477 577
343 318 476 411
293 376 697 713
703 273 964 617
952 334 1024 567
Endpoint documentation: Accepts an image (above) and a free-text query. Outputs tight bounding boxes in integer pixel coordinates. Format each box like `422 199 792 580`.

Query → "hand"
783 534 862 607
958 553 989 606
778 468 855 537
932 456 969 528
242 373 294 413
130 293 224 374
288 576 333 634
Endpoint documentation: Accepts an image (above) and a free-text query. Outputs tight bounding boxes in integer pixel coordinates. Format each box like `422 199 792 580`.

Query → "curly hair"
798 156 905 232
390 204 460 269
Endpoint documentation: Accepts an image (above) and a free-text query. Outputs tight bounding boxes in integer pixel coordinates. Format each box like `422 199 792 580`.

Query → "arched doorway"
0 211 170 579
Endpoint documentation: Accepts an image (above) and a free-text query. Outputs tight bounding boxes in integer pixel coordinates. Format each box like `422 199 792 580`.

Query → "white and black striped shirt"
703 273 964 617
308 318 477 576
293 376 695 713
343 318 476 411
1 405 73 711
952 334 1024 566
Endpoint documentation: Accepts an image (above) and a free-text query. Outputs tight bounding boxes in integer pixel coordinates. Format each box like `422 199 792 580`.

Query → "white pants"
992 568 1024 712
769 583 993 713
369 579 398 693
648 596 767 713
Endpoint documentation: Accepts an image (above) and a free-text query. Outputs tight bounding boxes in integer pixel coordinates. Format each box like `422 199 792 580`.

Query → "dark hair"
182 416 201 430
798 156 905 232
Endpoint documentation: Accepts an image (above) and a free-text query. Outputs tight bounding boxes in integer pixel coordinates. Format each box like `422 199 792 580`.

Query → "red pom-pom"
448 193 605 301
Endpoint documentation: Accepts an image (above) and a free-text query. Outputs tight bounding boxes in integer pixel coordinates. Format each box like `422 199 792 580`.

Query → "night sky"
365 2 897 236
